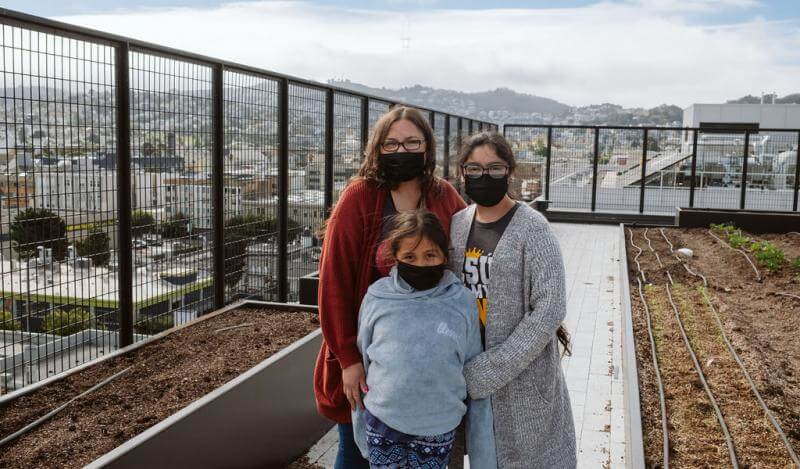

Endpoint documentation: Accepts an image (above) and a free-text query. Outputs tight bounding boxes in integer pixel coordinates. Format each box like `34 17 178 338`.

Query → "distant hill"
327 80 685 126
328 80 571 122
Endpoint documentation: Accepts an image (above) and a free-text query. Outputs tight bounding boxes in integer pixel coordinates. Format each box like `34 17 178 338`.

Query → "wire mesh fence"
0 11 495 394
504 125 800 214
332 92 362 206
222 70 280 303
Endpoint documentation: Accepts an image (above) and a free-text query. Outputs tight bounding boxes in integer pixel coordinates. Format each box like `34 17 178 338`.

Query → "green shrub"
0 310 21 331
134 314 174 335
750 241 786 273
42 309 97 336
727 231 751 249
791 256 800 271
710 222 737 236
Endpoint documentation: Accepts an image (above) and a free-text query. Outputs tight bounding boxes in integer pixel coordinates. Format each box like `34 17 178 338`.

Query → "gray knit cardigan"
450 203 576 469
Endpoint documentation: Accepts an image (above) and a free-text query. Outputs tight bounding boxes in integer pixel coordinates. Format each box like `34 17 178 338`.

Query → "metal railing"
503 124 800 215
0 8 498 394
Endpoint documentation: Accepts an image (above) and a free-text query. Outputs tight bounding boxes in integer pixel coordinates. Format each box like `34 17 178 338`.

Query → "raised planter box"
621 225 800 467
0 300 331 469
618 224 646 469
676 207 800 233
298 271 320 306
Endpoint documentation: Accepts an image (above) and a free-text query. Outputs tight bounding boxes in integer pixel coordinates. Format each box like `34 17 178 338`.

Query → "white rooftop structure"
683 104 800 130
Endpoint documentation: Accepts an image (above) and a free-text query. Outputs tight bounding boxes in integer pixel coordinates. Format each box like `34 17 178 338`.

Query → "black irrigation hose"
0 366 132 449
706 229 762 282
639 230 739 467
664 281 740 469
628 229 669 468
659 229 708 286
635 277 670 469
628 228 647 283
643 228 664 268
774 292 800 302
659 229 800 467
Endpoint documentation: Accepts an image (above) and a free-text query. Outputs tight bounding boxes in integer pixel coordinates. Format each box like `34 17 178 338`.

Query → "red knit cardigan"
313 178 466 423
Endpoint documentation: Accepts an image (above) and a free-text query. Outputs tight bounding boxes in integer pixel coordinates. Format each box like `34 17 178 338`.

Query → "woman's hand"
342 362 368 410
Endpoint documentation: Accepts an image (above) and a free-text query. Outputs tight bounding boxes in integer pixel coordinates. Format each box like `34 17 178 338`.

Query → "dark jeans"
335 423 370 469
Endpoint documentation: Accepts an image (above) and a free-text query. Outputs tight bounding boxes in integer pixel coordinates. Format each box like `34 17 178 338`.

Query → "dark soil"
285 456 324 468
626 227 799 468
0 307 319 469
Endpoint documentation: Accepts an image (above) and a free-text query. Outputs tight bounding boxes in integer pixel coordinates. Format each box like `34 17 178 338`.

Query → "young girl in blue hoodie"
351 209 496 469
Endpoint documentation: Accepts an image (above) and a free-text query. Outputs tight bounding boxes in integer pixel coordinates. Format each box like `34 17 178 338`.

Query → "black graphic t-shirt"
462 203 520 336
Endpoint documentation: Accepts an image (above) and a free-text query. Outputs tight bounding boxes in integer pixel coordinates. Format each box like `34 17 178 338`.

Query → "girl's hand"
342 362 368 410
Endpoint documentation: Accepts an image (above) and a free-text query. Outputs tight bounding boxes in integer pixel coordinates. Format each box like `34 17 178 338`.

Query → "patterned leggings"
365 424 456 469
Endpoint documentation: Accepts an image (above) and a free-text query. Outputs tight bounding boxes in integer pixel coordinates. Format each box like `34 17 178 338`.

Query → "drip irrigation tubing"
663 278 740 469
637 228 739 468
658 229 800 467
706 229 762 282
629 229 669 468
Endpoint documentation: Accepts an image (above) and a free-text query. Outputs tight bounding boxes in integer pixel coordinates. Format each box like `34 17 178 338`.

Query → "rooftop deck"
306 222 627 468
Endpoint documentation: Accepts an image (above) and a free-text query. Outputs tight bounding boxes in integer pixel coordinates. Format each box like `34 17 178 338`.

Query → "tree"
532 140 548 158
161 212 190 239
0 310 21 331
43 308 97 336
75 228 111 266
131 210 156 238
221 214 300 289
10 208 68 260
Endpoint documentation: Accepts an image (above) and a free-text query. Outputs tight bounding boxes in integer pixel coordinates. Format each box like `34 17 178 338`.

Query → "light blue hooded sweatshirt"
352 267 497 469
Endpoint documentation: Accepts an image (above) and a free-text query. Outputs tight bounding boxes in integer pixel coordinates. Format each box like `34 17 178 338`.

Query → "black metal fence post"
740 131 750 209
591 127 600 212
361 97 370 157
639 129 649 214
456 119 464 190
324 89 334 213
277 79 289 303
545 127 552 201
794 131 800 212
211 64 225 309
689 130 699 207
443 116 450 179
115 42 134 347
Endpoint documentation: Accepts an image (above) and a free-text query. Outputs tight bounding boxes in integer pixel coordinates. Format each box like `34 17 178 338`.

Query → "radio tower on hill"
401 19 411 51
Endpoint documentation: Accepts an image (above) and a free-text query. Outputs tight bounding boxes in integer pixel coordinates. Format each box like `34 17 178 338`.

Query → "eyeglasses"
381 138 425 153
461 163 509 179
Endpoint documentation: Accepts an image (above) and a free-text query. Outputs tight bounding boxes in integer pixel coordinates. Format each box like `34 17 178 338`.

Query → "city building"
683 103 800 130
0 246 213 334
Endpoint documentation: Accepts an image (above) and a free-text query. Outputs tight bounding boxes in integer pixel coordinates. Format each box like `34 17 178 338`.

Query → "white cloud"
54 0 800 108
623 0 762 13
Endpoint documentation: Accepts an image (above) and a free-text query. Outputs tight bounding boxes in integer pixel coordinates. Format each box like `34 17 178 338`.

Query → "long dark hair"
382 209 449 265
459 131 572 356
355 106 441 195
457 131 520 198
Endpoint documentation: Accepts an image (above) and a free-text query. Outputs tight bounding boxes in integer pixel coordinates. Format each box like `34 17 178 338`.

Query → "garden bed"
625 226 799 468
0 303 324 468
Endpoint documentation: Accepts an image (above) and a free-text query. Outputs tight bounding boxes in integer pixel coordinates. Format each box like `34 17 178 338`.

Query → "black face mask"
397 261 445 291
464 175 509 207
379 152 426 183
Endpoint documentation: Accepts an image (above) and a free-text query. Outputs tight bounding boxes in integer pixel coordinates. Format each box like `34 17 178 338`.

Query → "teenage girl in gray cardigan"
451 132 577 468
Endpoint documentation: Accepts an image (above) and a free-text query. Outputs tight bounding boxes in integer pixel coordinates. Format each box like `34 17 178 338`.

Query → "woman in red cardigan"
314 106 466 468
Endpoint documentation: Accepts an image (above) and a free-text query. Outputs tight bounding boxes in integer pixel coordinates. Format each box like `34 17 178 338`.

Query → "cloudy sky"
10 0 800 108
